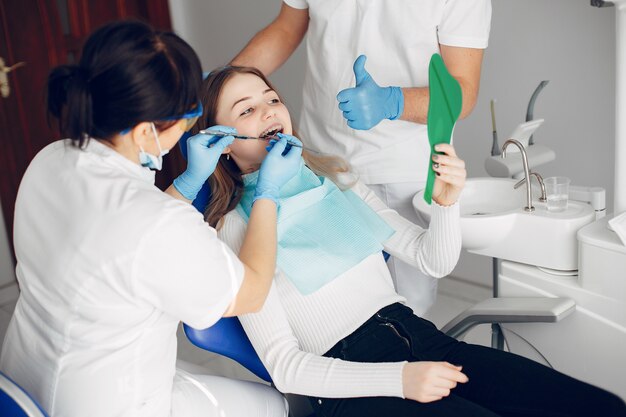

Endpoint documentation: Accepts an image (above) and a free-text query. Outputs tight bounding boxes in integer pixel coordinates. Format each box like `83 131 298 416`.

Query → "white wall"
168 0 306 117
168 0 617 287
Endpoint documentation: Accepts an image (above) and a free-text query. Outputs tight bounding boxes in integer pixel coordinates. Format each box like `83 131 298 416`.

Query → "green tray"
423 53 462 204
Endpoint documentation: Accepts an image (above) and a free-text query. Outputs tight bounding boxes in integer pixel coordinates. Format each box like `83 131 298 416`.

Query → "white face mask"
138 123 169 170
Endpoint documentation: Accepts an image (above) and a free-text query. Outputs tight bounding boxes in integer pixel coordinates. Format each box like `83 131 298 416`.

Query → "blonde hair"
193 66 354 227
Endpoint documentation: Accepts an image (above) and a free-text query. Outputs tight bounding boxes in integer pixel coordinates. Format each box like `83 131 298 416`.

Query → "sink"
413 177 596 271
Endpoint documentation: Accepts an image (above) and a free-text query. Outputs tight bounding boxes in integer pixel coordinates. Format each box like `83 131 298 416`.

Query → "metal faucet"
514 172 547 203
501 139 535 212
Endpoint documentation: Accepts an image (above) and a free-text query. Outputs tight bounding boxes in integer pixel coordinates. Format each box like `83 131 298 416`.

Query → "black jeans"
307 303 626 417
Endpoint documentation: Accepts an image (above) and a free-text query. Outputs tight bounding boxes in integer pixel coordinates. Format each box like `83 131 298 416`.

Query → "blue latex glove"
173 125 235 200
254 133 303 204
336 55 404 130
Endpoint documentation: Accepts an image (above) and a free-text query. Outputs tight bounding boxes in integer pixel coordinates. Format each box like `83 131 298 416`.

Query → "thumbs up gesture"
336 55 405 130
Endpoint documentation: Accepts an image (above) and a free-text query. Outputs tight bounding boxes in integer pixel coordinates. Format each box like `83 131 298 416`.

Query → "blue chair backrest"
179 132 272 383
183 320 272 382
0 372 49 417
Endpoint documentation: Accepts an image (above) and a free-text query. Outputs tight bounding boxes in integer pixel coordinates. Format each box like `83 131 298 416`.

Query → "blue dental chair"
0 372 49 417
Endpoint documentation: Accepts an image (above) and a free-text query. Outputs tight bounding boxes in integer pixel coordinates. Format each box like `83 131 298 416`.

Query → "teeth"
260 124 283 138
261 129 275 137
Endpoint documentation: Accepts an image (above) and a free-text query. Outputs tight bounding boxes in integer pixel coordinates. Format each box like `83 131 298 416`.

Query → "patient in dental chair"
195 65 626 417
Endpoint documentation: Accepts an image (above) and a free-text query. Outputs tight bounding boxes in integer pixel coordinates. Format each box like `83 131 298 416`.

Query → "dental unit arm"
486 82 555 179
485 144 555 179
526 80 549 146
441 297 576 340
569 186 606 219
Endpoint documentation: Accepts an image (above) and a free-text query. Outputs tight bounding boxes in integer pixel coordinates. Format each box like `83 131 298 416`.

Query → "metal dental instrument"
200 129 278 142
200 129 325 154
490 99 501 156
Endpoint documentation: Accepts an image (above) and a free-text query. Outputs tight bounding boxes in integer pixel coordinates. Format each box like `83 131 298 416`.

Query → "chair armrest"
441 297 576 339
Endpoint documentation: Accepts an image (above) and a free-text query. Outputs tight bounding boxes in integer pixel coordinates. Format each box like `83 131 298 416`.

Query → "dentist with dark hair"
0 20 299 417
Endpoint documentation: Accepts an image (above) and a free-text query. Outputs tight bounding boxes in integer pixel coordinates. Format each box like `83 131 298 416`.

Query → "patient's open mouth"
259 124 283 140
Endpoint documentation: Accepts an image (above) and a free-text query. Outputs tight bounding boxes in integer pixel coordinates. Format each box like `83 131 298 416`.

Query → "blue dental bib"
236 161 394 295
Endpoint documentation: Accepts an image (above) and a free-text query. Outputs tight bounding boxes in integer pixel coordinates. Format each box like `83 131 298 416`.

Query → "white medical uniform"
0 139 286 417
283 0 491 314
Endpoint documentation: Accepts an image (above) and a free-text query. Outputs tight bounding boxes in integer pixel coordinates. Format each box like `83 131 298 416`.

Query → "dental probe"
200 129 279 142
200 129 325 154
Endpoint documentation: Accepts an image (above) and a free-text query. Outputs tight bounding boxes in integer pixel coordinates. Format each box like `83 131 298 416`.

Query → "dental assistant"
0 21 300 417
231 0 492 315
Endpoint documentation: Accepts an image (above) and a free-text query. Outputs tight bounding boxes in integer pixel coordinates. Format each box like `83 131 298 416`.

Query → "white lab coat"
0 139 278 417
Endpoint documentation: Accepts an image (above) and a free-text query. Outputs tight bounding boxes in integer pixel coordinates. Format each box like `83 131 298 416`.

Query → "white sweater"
217 181 462 399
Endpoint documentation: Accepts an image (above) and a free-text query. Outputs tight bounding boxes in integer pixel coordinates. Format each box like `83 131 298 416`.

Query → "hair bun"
46 20 202 147
67 65 91 89
48 65 90 103
47 64 93 146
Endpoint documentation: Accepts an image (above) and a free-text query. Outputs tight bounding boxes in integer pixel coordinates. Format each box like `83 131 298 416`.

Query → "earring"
226 154 230 161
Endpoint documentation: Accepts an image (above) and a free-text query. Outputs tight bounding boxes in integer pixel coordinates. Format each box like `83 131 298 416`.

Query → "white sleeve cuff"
429 200 461 237
283 0 308 10
437 33 489 49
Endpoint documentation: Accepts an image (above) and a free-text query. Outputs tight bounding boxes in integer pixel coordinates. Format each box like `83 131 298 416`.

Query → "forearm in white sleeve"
351 182 462 278
239 287 406 398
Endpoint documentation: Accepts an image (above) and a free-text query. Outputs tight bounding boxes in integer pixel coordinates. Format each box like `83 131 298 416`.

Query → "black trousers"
307 303 626 417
